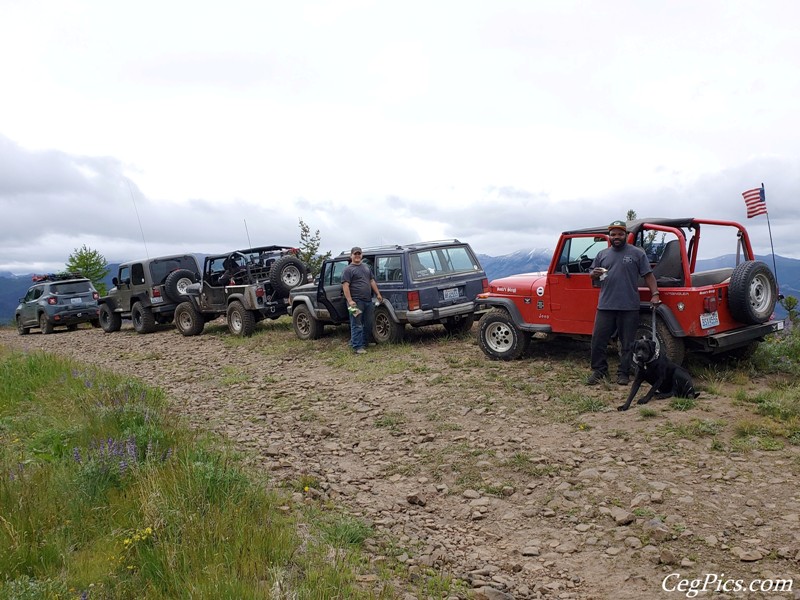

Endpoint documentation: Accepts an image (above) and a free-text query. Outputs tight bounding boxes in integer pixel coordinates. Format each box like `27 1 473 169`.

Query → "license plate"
443 287 460 301
71 297 82 304
151 296 163 304
700 311 719 329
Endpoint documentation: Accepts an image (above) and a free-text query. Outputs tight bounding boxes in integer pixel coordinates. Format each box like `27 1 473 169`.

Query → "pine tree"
297 218 331 277
66 245 110 295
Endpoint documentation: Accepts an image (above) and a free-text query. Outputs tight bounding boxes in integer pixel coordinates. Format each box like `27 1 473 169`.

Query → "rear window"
149 256 198 284
409 246 481 280
51 281 93 294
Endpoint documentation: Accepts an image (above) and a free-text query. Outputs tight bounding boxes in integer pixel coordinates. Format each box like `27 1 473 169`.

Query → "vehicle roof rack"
335 239 463 256
32 271 85 282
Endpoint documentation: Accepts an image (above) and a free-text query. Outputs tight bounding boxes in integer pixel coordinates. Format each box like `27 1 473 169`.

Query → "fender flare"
642 303 686 338
481 298 551 332
289 295 315 316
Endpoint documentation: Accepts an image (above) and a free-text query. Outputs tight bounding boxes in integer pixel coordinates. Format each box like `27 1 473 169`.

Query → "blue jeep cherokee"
288 240 488 343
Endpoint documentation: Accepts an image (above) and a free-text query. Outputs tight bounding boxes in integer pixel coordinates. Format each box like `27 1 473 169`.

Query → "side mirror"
561 264 571 278
112 277 119 286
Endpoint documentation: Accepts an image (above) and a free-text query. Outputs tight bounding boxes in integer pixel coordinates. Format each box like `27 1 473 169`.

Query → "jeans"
590 309 639 377
349 298 375 350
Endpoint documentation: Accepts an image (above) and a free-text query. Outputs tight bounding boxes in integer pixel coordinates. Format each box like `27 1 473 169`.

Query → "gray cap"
350 246 362 254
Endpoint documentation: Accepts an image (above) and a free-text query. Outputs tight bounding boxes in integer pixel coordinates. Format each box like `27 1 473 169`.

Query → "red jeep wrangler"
477 218 784 363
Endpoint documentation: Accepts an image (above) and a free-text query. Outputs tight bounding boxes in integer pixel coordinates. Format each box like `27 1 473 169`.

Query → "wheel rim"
281 266 302 287
296 313 310 335
230 309 242 333
176 277 192 295
177 310 194 330
375 313 390 339
484 321 514 353
749 273 771 313
133 309 141 327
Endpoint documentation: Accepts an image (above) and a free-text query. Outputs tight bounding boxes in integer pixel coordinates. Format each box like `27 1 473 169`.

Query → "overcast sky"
1 0 799 274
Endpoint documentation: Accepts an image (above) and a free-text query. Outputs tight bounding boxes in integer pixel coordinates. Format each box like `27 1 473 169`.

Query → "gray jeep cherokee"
98 254 201 334
288 240 488 343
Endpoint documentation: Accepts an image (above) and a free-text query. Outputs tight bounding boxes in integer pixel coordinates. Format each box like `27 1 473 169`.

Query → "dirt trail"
2 322 799 600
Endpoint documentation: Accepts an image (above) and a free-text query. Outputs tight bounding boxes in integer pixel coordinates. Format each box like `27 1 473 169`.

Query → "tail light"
703 296 718 313
152 288 162 298
407 290 420 311
92 292 99 300
255 287 265 298
47 297 57 305
481 278 489 293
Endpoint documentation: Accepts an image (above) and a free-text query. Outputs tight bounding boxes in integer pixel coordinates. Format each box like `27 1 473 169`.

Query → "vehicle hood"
488 272 548 296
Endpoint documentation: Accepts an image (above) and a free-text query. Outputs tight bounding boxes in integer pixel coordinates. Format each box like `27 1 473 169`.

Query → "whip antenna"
244 219 252 248
126 179 150 259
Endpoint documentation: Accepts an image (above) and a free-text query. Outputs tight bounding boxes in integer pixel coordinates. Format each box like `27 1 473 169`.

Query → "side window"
119 266 131 285
375 256 402 282
131 264 146 286
329 261 349 285
24 287 36 301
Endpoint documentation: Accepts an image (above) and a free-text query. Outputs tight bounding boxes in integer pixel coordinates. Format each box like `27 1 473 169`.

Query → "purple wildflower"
73 447 82 464
119 459 128 476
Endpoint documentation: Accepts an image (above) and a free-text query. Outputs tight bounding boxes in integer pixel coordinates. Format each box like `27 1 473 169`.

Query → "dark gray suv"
98 254 201 334
288 240 488 343
16 273 100 335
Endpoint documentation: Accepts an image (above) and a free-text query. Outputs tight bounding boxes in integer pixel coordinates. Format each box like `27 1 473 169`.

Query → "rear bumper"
702 319 785 353
49 308 100 324
405 301 477 325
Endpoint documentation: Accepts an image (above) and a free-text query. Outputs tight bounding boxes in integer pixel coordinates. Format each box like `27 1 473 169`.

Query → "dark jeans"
590 309 639 377
349 298 375 350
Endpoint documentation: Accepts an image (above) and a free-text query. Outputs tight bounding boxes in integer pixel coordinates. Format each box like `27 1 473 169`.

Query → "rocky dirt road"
2 321 799 599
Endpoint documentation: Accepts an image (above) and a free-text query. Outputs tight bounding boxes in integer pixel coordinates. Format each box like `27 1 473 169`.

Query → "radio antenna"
244 219 253 248
126 179 150 258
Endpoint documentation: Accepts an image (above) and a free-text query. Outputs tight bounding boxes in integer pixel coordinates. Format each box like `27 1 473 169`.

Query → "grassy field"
0 346 403 600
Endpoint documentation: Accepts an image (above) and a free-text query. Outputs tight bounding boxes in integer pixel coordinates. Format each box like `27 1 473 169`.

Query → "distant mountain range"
1 252 798 324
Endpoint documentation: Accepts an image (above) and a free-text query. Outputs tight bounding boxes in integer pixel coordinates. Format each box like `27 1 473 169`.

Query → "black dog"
618 338 700 411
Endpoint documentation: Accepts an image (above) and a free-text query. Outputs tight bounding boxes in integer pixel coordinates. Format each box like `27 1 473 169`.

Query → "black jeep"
174 246 308 337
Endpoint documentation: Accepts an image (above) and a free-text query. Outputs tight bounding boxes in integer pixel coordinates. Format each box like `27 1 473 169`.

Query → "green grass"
0 348 390 599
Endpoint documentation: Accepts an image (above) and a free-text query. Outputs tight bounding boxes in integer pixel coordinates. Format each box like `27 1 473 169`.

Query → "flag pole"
761 183 783 300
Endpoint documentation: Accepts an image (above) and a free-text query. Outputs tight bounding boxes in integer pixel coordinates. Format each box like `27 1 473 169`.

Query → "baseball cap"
350 246 362 254
608 220 627 232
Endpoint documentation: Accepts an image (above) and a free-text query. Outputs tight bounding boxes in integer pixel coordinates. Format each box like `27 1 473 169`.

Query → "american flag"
742 185 768 218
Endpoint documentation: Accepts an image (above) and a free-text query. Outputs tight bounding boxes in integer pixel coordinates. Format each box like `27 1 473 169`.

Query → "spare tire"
164 269 198 303
728 261 777 325
269 255 308 298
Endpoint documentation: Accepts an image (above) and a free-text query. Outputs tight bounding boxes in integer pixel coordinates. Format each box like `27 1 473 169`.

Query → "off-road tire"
636 312 685 365
728 261 777 325
269 256 308 298
478 308 530 360
39 313 54 335
131 301 157 334
227 301 256 337
373 306 404 344
443 314 475 336
99 304 122 333
292 304 322 340
16 316 30 336
174 301 205 336
164 269 198 303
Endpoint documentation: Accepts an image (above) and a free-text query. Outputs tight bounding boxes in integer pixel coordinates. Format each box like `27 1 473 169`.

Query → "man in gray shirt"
587 220 661 385
342 246 383 354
